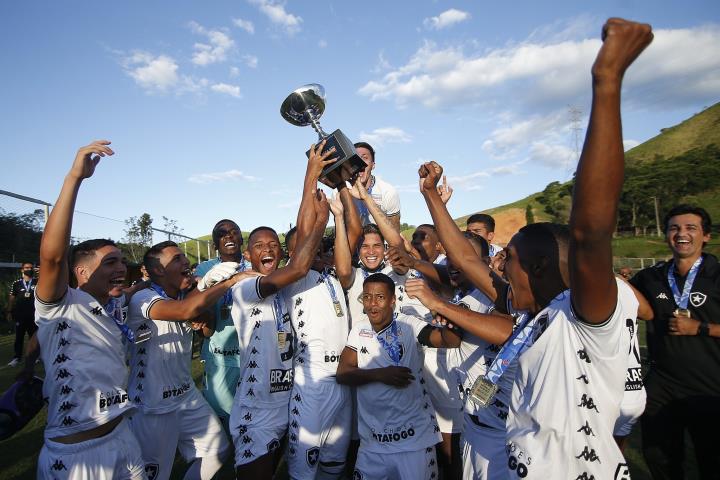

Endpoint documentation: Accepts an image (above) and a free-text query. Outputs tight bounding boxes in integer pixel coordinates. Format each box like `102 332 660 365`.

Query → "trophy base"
305 129 366 188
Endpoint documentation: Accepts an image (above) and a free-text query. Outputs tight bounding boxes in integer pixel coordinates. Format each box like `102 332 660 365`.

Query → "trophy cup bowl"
281 84 366 188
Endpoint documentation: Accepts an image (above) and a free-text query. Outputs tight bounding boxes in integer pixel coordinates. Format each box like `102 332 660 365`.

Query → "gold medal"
333 301 343 317
277 331 287 350
469 376 498 408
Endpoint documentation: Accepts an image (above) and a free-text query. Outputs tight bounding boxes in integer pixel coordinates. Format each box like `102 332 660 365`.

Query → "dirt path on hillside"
489 208 526 246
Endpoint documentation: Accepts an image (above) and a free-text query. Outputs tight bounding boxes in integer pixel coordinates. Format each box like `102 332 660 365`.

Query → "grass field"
0 326 700 479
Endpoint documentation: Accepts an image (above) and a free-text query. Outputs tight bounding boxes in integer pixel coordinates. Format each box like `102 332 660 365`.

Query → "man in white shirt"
418 18 652 479
29 140 145 479
228 142 333 479
352 142 401 231
337 273 460 479
465 214 503 258
127 240 255 480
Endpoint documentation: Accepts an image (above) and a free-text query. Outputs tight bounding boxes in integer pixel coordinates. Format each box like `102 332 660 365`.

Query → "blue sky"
1 1 719 246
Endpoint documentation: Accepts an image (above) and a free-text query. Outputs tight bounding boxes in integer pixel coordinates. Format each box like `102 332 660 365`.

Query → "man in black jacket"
630 204 720 479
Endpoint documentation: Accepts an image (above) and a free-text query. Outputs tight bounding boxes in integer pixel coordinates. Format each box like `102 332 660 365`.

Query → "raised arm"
330 194 354 289
37 140 114 303
338 184 362 253
405 279 513 345
569 19 653 324
352 181 404 248
418 162 504 302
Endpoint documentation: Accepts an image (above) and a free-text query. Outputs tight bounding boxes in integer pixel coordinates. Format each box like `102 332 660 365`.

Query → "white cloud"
527 142 575 168
189 21 235 66
249 0 303 35
188 169 257 184
229 66 240 77
624 139 640 151
122 52 179 92
242 54 259 68
210 83 242 98
358 24 720 111
358 127 412 146
233 17 255 34
423 9 471 30
482 112 567 158
443 161 526 191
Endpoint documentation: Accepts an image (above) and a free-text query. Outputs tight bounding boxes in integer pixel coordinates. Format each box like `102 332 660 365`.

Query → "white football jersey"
505 279 638 479
347 313 442 454
353 175 401 226
35 288 133 439
284 269 349 381
127 288 199 414
231 277 294 408
450 288 517 429
345 265 411 330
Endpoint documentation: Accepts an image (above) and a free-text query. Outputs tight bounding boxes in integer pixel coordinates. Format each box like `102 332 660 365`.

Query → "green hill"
456 101 720 257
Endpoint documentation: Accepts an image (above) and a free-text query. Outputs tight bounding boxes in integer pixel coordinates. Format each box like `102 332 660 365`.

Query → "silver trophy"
281 84 366 187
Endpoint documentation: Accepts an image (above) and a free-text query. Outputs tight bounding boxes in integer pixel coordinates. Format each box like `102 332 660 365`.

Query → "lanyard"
103 296 134 343
358 178 375 222
376 314 401 365
667 256 703 310
322 269 341 305
273 291 287 332
21 278 33 291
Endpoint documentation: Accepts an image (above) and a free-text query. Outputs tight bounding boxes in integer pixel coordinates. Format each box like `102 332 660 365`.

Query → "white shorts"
230 403 288 467
287 378 352 479
129 392 229 480
461 414 507 480
613 389 647 437
423 348 463 434
38 417 146 480
354 446 437 480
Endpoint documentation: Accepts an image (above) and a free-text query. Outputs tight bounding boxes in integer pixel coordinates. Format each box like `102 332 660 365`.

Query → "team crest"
306 446 320 467
690 292 707 307
145 463 159 480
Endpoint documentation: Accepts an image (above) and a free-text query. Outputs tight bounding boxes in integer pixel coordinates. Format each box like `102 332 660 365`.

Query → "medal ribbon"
357 177 375 224
321 269 342 308
273 291 287 332
667 256 703 310
375 314 401 365
104 296 135 343
21 278 33 293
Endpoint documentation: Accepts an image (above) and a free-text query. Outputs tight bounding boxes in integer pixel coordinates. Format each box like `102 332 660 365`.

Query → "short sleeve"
408 315 428 338
135 289 165 320
233 276 263 306
34 286 71 318
383 186 401 217
346 325 361 351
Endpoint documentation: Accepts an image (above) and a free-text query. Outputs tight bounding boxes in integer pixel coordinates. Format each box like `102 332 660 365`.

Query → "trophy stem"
306 109 329 140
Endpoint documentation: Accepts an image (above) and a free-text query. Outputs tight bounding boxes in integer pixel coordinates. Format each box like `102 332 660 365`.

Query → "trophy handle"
306 109 329 140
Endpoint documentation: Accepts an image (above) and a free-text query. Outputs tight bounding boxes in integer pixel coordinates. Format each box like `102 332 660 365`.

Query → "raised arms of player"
569 19 653 324
37 141 115 303
336 346 415 388
406 279 513 345
147 271 259 321
352 180 404 249
418 162 504 303
330 194 354 289
337 183 362 254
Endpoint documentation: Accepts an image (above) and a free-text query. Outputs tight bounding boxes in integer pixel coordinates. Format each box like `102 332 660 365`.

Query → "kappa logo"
576 374 589 384
137 371 145 378
61 415 77 426
290 432 297 441
298 309 304 318
352 471 363 480
656 292 669 300
56 321 70 333
690 292 707 307
576 349 591 363
299 321 305 328
50 459 67 471
576 474 595 480
294 393 302 402
238 425 248 435
247 388 255 397
90 306 102 315
306 446 320 467
295 298 303 307
145 463 159 480
53 353 71 365
244 412 253 421
577 421 595 436
138 323 149 331
360 346 369 354
55 368 73 380
57 337 70 347
58 401 76 413
242 435 253 444
251 307 261 316
242 449 254 459
251 347 259 354
614 463 631 480
291 420 299 428
578 394 600 412
137 347 146 355
575 446 600 463
247 374 257 383
254 321 261 329
60 385 74 396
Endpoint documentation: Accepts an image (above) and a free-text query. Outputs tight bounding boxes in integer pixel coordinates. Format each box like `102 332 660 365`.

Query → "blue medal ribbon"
273 291 287 332
375 313 401 365
667 256 703 310
322 268 342 307
357 178 375 224
104 296 134 343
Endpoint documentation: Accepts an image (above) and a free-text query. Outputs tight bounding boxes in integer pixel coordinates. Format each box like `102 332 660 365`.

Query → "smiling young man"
30 141 145 479
630 204 720 479
126 240 254 480
227 143 333 479
466 214 503 257
194 219 249 427
337 273 459 480
352 141 401 232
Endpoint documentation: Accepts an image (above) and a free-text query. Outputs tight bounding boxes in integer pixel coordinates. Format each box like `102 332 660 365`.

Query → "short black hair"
354 142 375 161
515 223 569 266
285 226 298 251
359 223 384 245
248 226 278 245
212 219 241 247
663 204 712 234
143 241 178 270
363 272 395 296
70 239 117 268
463 231 490 257
467 213 495 232
416 224 437 232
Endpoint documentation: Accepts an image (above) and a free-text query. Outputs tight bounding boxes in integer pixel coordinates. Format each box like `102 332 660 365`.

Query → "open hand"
437 175 453 204
69 140 114 180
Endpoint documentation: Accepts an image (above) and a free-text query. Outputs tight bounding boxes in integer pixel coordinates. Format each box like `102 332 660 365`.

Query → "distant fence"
614 257 670 271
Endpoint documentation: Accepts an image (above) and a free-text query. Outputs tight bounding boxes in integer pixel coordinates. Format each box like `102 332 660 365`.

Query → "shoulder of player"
128 287 161 306
699 253 720 279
